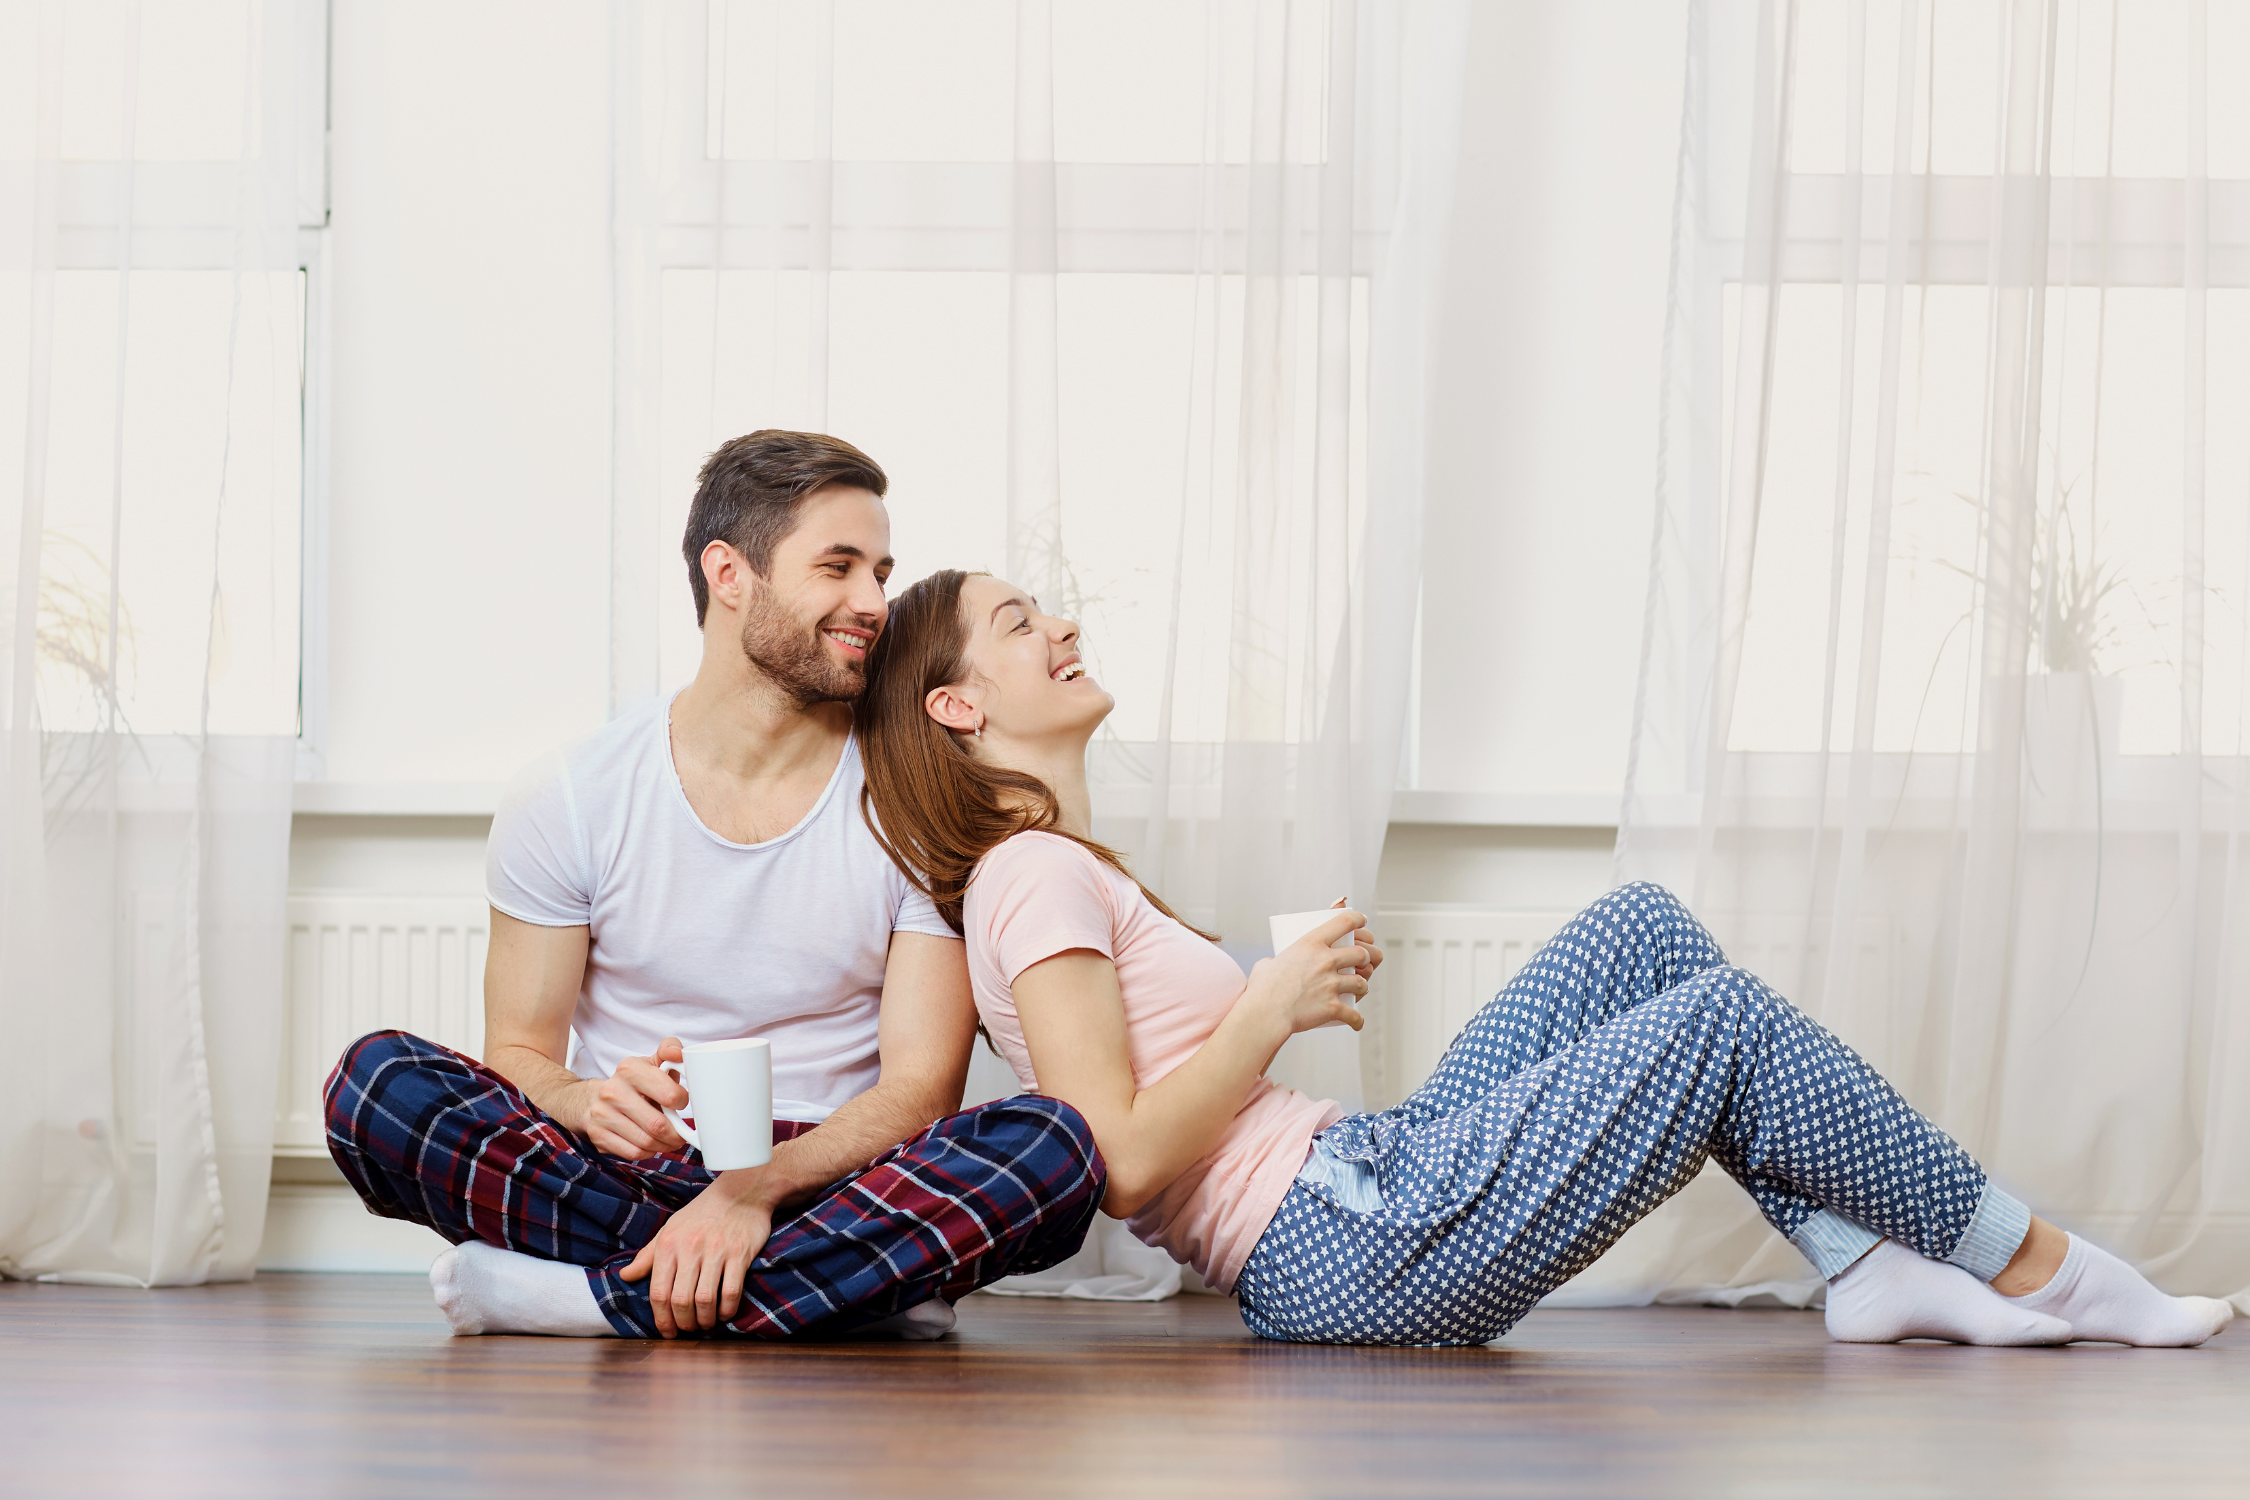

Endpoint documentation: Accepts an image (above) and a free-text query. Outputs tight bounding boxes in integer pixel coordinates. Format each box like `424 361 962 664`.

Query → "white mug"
1268 904 1366 1030
658 1037 773 1171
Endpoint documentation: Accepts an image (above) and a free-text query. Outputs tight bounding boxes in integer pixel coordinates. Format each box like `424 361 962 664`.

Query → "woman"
859 569 2234 1349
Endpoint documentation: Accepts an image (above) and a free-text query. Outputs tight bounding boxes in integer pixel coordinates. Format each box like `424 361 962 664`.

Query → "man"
324 431 1104 1339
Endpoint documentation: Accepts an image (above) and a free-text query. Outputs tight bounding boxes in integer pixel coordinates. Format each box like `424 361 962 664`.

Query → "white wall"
322 0 614 784
1415 0 1687 805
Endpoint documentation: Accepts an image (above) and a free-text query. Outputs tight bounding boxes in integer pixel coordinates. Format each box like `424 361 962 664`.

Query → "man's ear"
925 684 980 735
702 540 750 618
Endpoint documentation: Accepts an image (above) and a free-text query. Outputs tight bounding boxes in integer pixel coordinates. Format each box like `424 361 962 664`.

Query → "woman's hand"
1242 908 1377 1039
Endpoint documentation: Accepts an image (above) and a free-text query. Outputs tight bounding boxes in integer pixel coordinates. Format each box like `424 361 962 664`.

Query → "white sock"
1824 1239 2072 1346
2004 1234 2236 1347
852 1297 957 1341
430 1241 614 1338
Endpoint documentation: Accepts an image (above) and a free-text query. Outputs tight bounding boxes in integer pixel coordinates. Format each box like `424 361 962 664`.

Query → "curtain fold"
1 0 301 1286
1082 0 1470 1107
1603 0 2250 1311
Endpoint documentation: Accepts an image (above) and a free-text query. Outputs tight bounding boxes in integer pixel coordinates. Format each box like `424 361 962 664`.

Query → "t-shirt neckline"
661 688 856 853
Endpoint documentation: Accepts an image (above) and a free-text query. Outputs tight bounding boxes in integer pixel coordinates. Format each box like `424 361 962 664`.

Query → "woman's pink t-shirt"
963 831 1342 1293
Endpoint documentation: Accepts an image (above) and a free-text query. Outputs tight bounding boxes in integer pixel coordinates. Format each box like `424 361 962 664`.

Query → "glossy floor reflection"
1 1273 2239 1498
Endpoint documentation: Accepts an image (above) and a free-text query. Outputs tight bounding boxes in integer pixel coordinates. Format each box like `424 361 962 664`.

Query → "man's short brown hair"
682 430 889 626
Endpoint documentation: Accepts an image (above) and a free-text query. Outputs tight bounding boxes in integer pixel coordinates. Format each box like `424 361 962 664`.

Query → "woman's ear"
925 684 981 736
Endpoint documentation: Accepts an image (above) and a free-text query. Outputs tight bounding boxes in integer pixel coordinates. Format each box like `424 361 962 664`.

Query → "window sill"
293 782 508 817
288 781 1624 828
1387 790 1620 828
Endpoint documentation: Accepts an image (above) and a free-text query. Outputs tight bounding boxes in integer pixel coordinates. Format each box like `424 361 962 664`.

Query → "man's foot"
1825 1239 2072 1345
430 1241 614 1338
2004 1235 2236 1346
852 1298 958 1341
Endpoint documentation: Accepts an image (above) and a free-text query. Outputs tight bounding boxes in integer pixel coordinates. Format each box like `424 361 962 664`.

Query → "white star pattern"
1235 883 1987 1347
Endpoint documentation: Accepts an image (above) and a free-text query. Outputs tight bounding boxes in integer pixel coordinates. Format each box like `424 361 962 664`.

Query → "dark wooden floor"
0 1275 2240 1500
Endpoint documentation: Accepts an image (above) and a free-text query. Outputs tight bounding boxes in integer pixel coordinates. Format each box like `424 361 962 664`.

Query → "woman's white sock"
429 1240 614 1338
853 1298 958 1340
1824 1238 2071 1345
2004 1235 2235 1347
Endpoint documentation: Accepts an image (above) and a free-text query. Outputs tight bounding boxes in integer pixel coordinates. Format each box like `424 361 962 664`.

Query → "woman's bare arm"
1011 910 1376 1218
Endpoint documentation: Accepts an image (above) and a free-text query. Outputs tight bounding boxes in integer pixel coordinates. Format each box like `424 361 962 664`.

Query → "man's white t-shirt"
485 692 957 1122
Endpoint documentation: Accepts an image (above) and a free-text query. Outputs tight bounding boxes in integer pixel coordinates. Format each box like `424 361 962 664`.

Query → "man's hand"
563 1037 695 1160
619 1173 779 1336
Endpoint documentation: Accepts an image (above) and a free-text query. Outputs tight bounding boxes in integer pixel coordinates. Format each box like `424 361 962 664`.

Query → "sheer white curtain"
612 0 1468 1294
615 0 1469 1094
1 0 309 1285
1597 0 2250 1310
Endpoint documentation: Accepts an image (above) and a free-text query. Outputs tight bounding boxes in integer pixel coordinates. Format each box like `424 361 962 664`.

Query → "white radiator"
1362 909 1574 1107
1361 906 1900 1109
275 892 490 1155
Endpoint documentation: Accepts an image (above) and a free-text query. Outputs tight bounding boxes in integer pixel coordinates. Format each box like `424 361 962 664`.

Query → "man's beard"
738 583 866 706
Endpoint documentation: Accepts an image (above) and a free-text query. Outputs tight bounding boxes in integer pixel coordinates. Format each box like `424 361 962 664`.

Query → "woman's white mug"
658 1037 773 1170
1268 905 1365 1030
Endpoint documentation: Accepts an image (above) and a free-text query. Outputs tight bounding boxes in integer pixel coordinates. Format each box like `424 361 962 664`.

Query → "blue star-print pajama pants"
1233 882 2033 1346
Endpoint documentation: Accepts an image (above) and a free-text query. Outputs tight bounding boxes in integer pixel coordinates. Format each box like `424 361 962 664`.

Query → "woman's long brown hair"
858 568 1212 939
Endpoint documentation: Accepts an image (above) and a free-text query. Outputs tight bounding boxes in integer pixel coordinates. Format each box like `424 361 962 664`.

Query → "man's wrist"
533 1073 593 1133
708 1164 789 1212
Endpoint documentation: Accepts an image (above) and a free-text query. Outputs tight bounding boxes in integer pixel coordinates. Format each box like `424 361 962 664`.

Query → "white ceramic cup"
1268 904 1365 1030
658 1038 773 1171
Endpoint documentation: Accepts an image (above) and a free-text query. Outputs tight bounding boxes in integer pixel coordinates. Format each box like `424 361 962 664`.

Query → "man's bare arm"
483 908 688 1157
707 929 975 1214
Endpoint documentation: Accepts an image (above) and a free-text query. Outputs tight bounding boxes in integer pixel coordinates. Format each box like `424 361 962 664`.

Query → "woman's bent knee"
1692 965 1784 1022
1607 879 1692 925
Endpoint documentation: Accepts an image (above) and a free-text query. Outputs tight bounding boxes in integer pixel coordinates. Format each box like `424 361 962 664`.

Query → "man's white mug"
659 1038 773 1171
1269 905 1365 1030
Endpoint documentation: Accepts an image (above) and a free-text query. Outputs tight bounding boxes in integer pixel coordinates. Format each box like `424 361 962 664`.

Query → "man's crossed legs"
325 1030 1105 1338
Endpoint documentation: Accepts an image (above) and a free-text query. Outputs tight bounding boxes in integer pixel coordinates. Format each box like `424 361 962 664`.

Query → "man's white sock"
1824 1238 2071 1345
2004 1234 2235 1347
430 1241 614 1338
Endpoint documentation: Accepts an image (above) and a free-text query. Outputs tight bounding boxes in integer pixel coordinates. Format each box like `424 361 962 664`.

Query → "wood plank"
0 1275 2240 1499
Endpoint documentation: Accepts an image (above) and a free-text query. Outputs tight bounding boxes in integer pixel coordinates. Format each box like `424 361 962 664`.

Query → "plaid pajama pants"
324 1030 1105 1339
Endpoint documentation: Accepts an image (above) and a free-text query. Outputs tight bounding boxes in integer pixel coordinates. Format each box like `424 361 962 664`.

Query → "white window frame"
46 0 332 774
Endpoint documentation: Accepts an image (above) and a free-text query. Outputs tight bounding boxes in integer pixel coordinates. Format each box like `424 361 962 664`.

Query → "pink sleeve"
976 834 1117 985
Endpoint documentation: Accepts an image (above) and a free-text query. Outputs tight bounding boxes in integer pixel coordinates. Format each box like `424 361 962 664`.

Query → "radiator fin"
277 894 490 1154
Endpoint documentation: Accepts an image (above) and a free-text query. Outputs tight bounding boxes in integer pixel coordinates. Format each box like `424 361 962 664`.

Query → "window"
20 0 326 747
1703 0 2250 759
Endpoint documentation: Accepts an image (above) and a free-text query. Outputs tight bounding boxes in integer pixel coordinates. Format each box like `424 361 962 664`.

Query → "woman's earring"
973 720 984 740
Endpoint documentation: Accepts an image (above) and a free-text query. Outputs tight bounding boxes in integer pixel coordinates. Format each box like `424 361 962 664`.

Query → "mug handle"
658 1059 699 1152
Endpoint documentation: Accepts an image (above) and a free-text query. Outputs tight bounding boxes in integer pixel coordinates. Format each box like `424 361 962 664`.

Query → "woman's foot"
2003 1235 2236 1347
1824 1239 2072 1345
852 1298 958 1340
430 1240 615 1337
